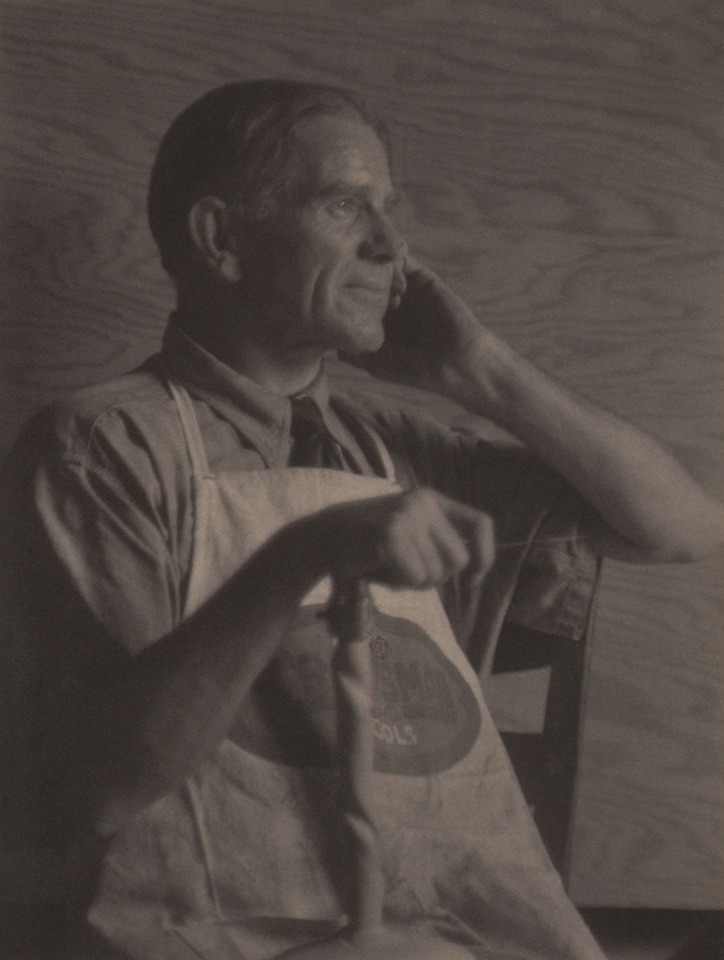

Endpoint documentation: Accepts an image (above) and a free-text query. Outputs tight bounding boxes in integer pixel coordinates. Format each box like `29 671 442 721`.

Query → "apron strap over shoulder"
164 378 214 481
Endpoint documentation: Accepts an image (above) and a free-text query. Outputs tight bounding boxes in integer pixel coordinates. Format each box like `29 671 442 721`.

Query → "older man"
3 79 722 959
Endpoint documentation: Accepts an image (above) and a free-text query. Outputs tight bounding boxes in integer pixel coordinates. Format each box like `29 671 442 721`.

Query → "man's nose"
359 211 408 263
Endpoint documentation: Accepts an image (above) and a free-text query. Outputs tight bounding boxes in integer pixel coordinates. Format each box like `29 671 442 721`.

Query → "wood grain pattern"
1 0 722 907
570 556 724 906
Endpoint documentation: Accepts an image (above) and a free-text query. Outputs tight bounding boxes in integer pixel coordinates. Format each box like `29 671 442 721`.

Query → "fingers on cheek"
391 266 407 304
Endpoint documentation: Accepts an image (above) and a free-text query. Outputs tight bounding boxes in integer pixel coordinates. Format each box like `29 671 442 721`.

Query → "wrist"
253 518 330 608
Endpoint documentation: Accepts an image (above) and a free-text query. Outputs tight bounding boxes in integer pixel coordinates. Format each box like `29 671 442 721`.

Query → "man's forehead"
288 112 394 192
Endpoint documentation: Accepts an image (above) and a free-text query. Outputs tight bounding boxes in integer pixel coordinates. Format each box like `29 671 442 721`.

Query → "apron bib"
89 382 604 960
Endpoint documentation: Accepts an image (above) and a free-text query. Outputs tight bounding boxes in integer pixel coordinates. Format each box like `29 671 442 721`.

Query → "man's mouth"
345 283 390 300
346 282 390 292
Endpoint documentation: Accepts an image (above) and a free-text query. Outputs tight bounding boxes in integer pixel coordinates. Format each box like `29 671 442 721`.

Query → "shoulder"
331 385 535 471
330 386 454 447
331 385 566 511
18 362 182 469
5 364 194 515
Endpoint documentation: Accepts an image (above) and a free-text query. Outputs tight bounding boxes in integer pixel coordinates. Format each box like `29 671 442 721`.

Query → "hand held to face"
347 257 492 395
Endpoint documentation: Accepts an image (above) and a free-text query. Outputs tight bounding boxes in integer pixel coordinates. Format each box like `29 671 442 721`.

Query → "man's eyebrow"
313 181 371 199
312 181 404 208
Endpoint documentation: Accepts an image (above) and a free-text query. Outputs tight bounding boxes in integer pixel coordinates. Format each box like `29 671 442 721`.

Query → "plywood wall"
1 0 722 907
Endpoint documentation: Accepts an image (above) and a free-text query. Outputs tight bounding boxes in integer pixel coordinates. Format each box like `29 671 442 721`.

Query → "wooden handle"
327 580 383 934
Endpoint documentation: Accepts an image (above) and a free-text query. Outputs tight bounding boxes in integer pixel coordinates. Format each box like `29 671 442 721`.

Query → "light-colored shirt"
0 321 598 910
2 323 596 667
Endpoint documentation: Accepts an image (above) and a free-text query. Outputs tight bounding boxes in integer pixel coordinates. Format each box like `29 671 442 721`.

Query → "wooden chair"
486 621 588 881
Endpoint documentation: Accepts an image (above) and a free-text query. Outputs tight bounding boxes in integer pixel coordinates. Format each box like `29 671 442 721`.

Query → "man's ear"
188 195 245 283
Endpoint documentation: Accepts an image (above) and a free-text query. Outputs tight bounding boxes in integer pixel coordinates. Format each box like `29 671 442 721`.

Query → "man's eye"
329 197 361 217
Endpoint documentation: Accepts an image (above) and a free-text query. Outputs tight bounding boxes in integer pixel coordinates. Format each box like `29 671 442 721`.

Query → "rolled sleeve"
4 384 190 657
506 489 599 641
33 456 180 653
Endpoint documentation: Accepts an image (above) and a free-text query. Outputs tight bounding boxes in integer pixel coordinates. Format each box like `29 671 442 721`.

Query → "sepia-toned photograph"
1 2 722 957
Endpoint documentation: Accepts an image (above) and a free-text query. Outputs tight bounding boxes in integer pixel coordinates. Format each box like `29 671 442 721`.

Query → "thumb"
440 496 497 577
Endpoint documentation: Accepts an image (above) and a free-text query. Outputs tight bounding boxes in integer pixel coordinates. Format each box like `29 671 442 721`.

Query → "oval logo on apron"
229 605 481 775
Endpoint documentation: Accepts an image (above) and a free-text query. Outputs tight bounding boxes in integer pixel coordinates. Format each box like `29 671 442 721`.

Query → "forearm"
53 486 490 834
443 332 724 562
66 521 326 835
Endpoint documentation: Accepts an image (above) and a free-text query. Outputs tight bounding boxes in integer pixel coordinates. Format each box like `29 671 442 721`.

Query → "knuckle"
476 517 496 564
453 540 471 570
477 512 495 538
407 568 429 589
386 512 407 543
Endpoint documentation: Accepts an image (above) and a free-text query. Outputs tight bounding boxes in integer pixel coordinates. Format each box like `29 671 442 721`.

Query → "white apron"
88 382 604 960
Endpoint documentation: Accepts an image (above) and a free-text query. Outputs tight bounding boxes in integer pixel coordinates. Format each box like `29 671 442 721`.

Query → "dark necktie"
288 396 347 469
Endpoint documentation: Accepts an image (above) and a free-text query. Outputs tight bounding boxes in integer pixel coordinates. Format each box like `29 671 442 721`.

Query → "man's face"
238 112 408 358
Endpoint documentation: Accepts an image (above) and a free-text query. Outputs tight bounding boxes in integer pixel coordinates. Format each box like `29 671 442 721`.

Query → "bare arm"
364 258 724 564
53 488 491 836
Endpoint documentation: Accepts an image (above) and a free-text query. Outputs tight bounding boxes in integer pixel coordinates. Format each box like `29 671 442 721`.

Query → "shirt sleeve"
2 394 189 658
505 486 599 641
0 402 175 846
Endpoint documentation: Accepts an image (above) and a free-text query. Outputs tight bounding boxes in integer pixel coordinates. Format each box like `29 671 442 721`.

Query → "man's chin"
339 330 385 360
333 315 384 354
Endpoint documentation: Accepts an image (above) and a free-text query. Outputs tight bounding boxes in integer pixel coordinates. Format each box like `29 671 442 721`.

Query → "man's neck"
173 297 326 397
230 346 326 397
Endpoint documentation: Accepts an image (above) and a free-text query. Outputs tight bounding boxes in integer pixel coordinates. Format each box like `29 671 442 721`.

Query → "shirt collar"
159 322 347 468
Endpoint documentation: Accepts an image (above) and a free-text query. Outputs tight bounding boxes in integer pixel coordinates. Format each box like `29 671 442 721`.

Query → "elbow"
635 537 718 566
54 740 177 837
47 765 137 839
606 529 724 566
93 795 142 838
91 753 183 837
672 501 724 563
657 544 709 565
674 538 724 565
645 523 724 566
92 779 169 838
637 497 724 565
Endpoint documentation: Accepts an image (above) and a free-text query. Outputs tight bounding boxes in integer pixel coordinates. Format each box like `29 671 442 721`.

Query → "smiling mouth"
346 283 390 295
